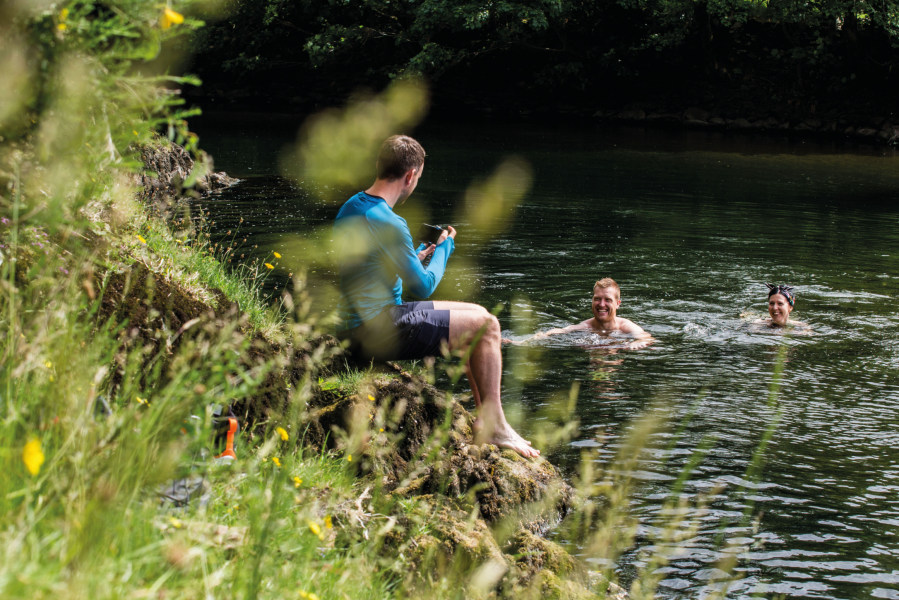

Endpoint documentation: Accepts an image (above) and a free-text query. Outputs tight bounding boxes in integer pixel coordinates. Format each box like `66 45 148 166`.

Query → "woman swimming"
763 283 798 327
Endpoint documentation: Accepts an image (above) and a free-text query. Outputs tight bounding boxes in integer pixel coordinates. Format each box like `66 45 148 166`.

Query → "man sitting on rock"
333 134 538 458
509 278 652 348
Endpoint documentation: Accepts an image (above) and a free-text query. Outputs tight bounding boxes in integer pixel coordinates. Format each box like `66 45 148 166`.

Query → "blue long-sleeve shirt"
334 191 454 331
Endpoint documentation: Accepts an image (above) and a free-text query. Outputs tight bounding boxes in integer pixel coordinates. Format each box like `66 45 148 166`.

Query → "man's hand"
437 225 457 245
417 243 435 262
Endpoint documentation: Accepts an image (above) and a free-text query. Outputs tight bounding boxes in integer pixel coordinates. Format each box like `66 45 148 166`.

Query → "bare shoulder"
790 320 812 334
617 318 646 335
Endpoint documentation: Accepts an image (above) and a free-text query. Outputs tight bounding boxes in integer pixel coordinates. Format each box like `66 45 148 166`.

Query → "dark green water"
192 112 899 599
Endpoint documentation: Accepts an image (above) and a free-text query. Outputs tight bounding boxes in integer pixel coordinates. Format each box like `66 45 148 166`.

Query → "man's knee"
481 314 501 340
466 303 492 321
436 300 490 315
449 310 499 343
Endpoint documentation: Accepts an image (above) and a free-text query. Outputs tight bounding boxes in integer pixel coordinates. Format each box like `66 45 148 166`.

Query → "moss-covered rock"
303 367 574 528
134 138 237 202
506 530 579 581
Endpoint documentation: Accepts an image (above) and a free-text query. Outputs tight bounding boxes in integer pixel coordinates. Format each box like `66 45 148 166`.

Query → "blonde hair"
593 278 620 299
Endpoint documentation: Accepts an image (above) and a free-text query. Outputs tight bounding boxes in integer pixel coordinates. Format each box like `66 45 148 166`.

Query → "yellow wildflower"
137 235 147 245
276 426 289 441
133 130 138 136
308 520 324 540
22 439 44 476
368 394 375 401
44 361 52 369
347 454 352 462
135 396 148 405
324 515 333 529
60 8 69 20
293 476 302 488
160 7 184 29
379 428 384 432
169 517 182 529
273 252 282 259
272 457 281 467
299 592 320 600
57 23 67 31
264 263 274 270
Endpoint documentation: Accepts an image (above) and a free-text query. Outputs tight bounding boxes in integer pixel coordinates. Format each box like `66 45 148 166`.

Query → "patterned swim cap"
765 283 795 307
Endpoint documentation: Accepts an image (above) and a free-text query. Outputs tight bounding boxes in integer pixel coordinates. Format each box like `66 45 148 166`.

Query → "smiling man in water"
333 134 538 458
511 278 651 347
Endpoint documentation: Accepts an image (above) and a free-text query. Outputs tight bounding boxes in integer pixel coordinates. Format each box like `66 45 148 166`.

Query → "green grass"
318 362 401 397
130 215 287 339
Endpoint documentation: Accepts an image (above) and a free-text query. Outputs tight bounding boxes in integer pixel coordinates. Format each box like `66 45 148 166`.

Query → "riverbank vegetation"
0 2 783 598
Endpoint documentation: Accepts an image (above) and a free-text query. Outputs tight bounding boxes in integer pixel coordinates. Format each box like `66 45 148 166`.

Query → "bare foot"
475 419 539 458
472 416 483 437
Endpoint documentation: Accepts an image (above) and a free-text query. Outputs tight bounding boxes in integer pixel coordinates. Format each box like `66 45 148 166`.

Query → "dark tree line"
188 0 899 105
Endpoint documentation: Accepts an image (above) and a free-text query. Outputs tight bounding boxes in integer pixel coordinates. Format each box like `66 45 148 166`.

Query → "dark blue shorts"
337 301 451 361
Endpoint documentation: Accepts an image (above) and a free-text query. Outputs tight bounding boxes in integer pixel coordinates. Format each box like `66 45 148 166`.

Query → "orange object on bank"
215 417 238 460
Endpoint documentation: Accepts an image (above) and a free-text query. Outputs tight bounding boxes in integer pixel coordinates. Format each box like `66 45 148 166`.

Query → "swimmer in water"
757 283 806 328
506 278 653 348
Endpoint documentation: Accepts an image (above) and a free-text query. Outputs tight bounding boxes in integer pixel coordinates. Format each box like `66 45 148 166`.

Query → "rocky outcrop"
302 367 625 597
306 371 574 527
134 138 238 200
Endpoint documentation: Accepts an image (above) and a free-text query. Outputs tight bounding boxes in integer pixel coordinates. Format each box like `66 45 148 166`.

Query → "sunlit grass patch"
126 214 286 338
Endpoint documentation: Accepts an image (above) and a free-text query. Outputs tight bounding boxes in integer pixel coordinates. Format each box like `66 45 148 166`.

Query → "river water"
192 112 899 599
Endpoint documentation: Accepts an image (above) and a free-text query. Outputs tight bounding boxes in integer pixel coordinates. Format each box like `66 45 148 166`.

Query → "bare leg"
432 300 491 313
461 362 484 436
432 302 483 408
437 303 539 458
463 363 481 408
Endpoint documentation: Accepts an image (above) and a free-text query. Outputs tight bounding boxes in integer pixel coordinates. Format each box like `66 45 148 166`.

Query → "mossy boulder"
506 530 579 581
410 495 511 575
381 495 606 599
301 367 574 530
134 138 237 202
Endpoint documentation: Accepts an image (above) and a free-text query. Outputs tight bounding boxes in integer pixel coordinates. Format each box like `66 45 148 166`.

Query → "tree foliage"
2 1 205 178
191 0 899 99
